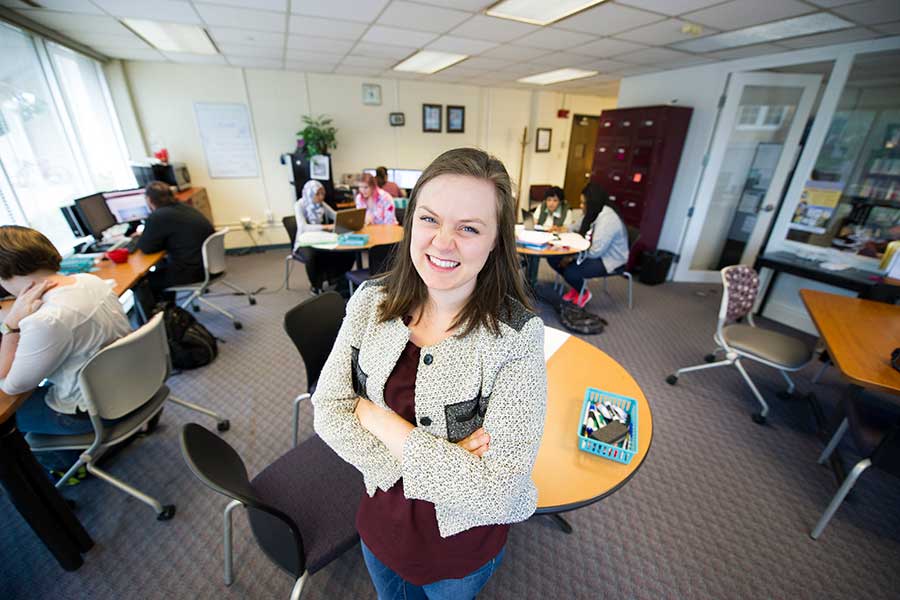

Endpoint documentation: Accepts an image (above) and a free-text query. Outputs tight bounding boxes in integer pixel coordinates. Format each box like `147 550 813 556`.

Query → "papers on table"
295 231 338 249
516 230 555 249
548 233 589 252
543 326 570 362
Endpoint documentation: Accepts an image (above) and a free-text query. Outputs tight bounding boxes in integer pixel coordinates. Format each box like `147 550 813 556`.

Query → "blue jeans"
15 386 95 435
361 539 504 600
547 255 608 291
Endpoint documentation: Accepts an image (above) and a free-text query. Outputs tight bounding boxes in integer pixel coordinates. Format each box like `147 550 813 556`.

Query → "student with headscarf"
546 182 628 308
293 180 355 294
356 173 397 225
531 186 574 232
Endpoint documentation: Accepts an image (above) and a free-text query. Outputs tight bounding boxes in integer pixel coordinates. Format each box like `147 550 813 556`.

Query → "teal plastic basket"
337 233 369 246
576 387 639 464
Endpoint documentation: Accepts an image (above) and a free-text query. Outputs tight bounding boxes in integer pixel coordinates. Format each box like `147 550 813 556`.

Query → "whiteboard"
194 102 259 178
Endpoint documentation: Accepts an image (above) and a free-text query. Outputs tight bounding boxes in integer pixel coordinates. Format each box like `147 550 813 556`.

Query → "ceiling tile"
217 43 283 58
707 43 787 60
426 35 498 55
616 47 699 65
285 60 334 73
92 46 166 60
873 21 900 35
162 51 229 63
210 27 285 47
513 27 597 50
530 51 595 68
377 1 470 34
572 37 646 58
616 64 659 76
449 15 539 43
226 55 283 68
479 44 548 61
502 62 551 76
459 55 515 71
14 10 129 33
555 3 665 36
194 3 286 31
200 0 287 11
341 55 395 68
287 35 354 53
412 0 492 10
93 0 201 23
383 69 423 79
59 29 149 48
285 48 342 62
290 0 389 23
832 0 900 26
287 15 366 40
615 0 725 15
1 0 102 14
362 25 437 47
683 0 813 30
779 26 880 49
349 42 417 59
333 64 377 75
615 18 719 45
580 58 632 72
805 0 870 6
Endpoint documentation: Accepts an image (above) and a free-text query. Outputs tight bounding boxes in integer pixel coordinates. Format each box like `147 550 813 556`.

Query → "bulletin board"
194 102 260 178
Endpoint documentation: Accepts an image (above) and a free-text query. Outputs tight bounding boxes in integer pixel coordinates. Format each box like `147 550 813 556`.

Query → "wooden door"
564 115 600 209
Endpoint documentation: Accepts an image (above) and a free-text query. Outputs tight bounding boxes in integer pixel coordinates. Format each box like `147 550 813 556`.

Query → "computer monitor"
75 193 117 239
103 188 150 223
60 205 89 238
394 169 422 189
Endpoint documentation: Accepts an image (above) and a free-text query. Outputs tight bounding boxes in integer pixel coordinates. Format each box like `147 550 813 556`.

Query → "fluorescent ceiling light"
123 19 217 55
518 68 598 85
393 50 467 74
674 13 852 53
487 0 607 26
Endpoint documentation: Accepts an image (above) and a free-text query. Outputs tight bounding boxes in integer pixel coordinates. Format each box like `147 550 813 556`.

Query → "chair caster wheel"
249 297 257 306
157 505 176 520
776 391 795 401
234 321 243 330
704 354 716 363
217 420 230 432
66 499 77 509
192 305 200 312
665 375 678 385
751 413 767 425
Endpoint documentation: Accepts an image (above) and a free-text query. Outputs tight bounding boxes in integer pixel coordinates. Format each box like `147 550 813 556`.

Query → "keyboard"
82 238 139 254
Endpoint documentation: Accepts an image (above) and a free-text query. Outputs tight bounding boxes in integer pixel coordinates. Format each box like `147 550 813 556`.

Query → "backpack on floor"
154 303 219 370
558 303 608 335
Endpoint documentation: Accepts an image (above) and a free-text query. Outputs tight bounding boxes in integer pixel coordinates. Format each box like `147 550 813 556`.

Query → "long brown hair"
377 147 531 337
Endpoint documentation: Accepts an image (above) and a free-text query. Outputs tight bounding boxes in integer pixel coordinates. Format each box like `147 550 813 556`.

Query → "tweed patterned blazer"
312 278 547 538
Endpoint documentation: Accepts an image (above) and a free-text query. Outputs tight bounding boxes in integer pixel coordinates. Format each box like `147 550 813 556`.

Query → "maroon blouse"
355 338 509 585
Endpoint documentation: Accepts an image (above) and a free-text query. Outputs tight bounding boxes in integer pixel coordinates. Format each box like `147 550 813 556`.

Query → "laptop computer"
334 207 367 233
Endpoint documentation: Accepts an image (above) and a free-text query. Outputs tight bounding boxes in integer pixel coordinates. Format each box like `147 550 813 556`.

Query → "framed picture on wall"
423 104 442 132
389 112 405 126
447 105 465 133
536 128 552 153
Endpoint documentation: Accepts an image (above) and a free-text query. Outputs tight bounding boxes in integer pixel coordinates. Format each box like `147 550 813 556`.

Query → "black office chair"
283 292 346 447
396 207 406 225
283 216 312 291
345 243 397 295
180 423 363 599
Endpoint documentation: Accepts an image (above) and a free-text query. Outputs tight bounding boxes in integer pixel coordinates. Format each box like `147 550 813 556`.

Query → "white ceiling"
2 0 899 97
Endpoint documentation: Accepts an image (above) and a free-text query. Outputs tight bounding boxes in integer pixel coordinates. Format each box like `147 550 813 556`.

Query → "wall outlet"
240 217 253 231
264 209 274 224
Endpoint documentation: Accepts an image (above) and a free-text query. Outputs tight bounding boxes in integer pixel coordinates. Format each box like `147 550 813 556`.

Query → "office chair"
180 423 363 599
283 215 311 291
345 243 397 295
666 265 816 424
812 394 900 539
283 292 346 447
166 228 256 330
556 225 639 309
26 314 175 520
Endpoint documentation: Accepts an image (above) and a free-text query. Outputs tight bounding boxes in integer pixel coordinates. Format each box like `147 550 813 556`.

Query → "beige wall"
110 60 615 247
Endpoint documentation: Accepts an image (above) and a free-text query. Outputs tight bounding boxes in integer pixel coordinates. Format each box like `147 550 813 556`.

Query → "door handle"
761 204 775 212
585 172 590 178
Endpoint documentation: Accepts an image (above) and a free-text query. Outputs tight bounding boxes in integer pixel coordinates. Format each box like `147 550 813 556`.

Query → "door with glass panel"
675 72 822 282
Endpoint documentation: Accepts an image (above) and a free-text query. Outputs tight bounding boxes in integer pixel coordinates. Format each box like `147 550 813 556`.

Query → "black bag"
155 303 218 369
559 303 608 335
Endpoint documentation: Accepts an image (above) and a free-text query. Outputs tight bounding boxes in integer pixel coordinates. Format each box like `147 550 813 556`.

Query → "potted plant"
296 115 337 158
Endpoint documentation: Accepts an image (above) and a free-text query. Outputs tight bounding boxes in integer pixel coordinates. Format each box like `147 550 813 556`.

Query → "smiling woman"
311 148 547 600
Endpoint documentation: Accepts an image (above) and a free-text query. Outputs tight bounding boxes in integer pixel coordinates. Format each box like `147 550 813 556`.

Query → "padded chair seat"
722 324 812 368
250 434 363 575
346 269 370 286
26 385 169 450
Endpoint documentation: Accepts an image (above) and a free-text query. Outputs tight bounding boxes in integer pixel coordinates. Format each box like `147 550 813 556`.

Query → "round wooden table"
516 244 579 289
313 224 404 251
533 328 653 531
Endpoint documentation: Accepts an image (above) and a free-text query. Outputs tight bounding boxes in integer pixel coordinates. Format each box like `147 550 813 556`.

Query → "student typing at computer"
356 172 397 225
294 180 355 294
136 181 214 302
0 226 131 477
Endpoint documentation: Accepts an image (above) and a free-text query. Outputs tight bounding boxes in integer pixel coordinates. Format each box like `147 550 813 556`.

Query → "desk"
0 391 94 570
332 224 403 251
517 245 579 289
534 329 653 530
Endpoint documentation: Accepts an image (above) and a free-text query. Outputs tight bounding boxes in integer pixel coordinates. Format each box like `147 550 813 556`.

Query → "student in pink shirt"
376 166 405 199
356 173 397 225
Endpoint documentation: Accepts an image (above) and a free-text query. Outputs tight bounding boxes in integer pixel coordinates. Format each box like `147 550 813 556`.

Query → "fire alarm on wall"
557 109 570 118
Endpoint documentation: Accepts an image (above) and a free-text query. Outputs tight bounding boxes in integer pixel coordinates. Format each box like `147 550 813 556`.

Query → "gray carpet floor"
1 249 898 600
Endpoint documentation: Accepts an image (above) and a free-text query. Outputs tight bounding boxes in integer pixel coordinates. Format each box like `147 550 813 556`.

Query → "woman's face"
314 187 325 204
410 174 498 296
545 195 560 212
359 182 372 199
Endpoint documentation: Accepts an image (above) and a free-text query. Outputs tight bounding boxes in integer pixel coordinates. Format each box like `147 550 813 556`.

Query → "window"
737 104 788 130
0 22 134 251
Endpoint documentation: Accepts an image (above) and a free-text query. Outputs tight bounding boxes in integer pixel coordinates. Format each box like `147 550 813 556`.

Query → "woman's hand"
4 280 56 330
457 427 490 457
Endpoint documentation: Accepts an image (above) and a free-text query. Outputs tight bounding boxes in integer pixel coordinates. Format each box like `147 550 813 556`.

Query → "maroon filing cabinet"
591 105 692 264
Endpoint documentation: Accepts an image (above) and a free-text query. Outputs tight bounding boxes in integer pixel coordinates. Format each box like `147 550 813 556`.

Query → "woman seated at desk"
376 166 406 199
532 186 575 232
294 180 356 294
356 172 397 225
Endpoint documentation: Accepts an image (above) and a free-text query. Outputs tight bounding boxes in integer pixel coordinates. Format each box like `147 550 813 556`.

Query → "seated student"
355 173 397 225
294 180 356 294
532 186 575 232
547 182 628 308
376 166 405 199
0 226 132 442
137 181 214 301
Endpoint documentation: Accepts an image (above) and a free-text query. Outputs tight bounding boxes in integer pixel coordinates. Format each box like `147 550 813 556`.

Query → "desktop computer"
364 168 422 190
104 188 150 223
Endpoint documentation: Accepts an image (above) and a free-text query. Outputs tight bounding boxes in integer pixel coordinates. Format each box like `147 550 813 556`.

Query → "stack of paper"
295 231 338 247
548 233 590 251
516 230 555 248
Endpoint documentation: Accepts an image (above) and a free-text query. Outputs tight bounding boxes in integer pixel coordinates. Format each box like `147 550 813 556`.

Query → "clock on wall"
362 83 382 106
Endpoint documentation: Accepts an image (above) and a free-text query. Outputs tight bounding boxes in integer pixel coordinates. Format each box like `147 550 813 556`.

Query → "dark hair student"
312 147 547 600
